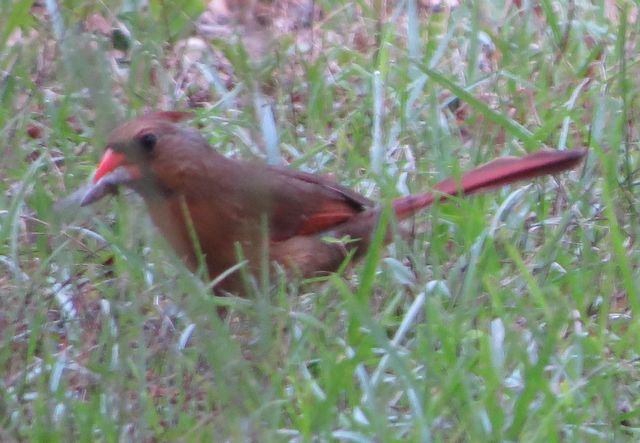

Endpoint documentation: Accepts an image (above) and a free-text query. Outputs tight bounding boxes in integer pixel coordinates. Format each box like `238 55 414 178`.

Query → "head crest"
142 111 195 123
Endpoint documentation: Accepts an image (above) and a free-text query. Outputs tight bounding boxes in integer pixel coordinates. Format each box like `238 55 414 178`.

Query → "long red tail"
393 149 587 219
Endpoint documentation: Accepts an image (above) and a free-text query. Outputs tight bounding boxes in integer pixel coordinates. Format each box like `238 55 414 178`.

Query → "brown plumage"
81 112 586 293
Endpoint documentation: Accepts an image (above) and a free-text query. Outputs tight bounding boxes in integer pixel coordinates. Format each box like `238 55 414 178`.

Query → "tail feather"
393 148 586 219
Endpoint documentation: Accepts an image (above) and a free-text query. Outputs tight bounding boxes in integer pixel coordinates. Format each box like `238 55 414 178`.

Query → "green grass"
1 0 639 441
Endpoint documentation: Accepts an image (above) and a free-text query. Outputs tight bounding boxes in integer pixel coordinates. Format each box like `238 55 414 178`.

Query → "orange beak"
81 148 142 206
93 148 126 183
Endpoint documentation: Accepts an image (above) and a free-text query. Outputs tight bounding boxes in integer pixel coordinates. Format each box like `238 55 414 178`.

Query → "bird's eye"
139 133 157 152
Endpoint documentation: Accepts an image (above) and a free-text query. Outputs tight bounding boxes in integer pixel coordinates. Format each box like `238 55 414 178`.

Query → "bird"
80 111 586 294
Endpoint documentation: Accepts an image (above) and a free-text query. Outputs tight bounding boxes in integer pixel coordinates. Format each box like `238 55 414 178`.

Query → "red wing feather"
295 200 361 236
266 166 373 240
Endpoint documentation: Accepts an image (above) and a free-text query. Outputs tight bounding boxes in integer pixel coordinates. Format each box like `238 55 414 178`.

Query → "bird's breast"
145 195 262 281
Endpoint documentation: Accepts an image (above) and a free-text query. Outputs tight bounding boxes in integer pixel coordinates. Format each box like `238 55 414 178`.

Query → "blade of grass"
415 63 537 149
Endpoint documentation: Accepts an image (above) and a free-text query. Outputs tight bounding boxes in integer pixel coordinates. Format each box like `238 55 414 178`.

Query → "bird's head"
81 111 205 206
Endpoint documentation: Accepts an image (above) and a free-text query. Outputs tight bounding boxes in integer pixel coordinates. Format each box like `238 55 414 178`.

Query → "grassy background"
1 0 638 441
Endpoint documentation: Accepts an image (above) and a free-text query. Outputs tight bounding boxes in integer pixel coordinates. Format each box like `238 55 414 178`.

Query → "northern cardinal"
81 112 586 293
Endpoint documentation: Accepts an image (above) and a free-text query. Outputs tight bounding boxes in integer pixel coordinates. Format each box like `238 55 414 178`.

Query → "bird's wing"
261 166 375 242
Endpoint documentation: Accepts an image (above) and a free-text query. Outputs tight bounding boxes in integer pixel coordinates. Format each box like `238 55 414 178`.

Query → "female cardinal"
81 111 586 293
